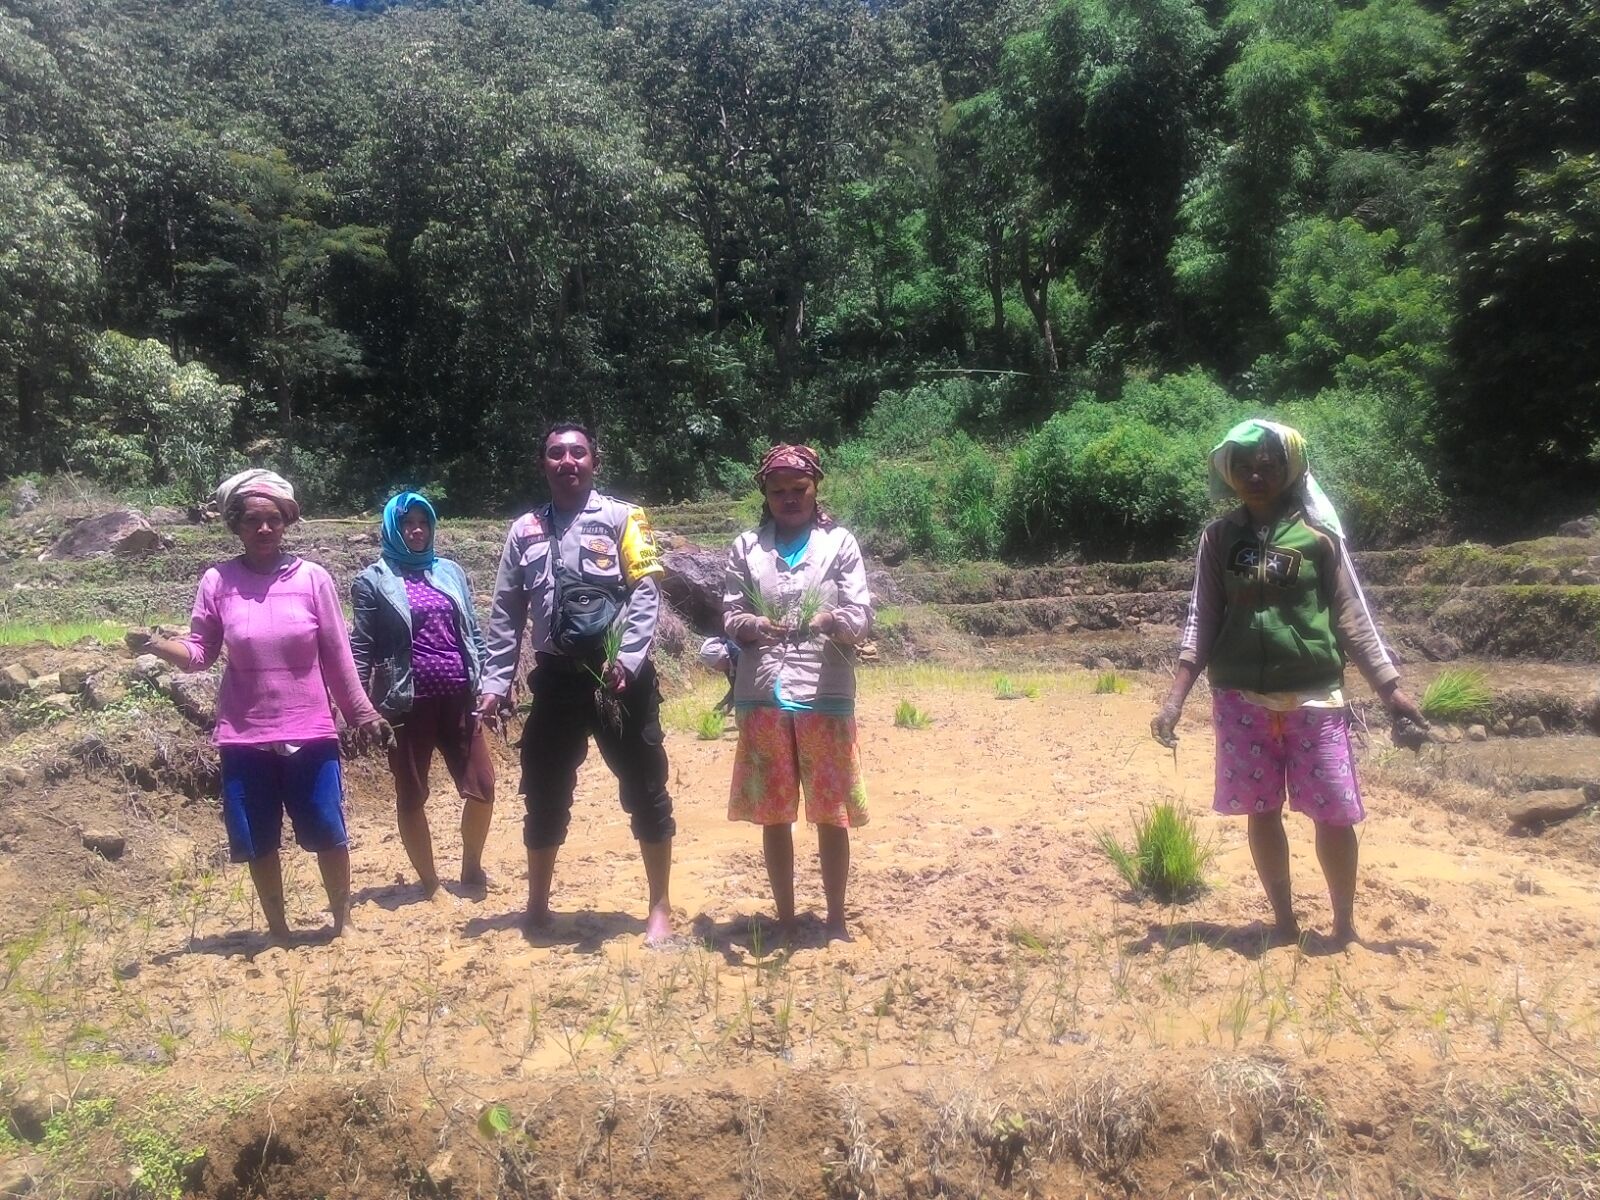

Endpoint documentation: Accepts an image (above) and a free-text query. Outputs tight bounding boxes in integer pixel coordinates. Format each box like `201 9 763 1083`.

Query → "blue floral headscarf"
381 491 437 572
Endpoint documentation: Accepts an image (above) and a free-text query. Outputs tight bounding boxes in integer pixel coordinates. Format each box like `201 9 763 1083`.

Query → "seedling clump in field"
1420 668 1492 724
1098 802 1213 901
1093 671 1129 695
894 700 931 729
994 675 1037 700
696 709 725 740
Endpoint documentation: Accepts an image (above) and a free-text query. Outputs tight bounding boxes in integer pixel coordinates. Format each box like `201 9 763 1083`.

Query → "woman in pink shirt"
128 470 391 945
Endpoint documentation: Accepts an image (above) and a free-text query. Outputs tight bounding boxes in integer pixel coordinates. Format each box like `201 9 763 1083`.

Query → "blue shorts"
219 740 348 862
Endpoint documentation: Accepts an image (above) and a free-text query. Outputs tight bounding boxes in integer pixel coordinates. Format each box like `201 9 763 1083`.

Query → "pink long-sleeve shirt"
179 557 379 746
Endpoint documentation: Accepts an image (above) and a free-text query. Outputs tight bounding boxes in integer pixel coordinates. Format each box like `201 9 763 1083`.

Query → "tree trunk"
987 221 1007 354
15 364 41 469
1017 234 1059 374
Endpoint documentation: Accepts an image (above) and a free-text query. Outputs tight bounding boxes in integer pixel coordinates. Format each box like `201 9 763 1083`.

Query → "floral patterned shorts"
730 708 869 828
1212 691 1365 826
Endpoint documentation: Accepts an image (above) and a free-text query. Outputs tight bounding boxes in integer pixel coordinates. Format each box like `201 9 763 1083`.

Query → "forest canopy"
1 0 1595 555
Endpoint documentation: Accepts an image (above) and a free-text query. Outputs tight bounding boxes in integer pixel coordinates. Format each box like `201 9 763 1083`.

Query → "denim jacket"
350 557 486 717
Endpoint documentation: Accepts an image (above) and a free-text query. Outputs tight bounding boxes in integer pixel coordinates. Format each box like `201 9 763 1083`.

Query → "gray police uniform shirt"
481 491 664 694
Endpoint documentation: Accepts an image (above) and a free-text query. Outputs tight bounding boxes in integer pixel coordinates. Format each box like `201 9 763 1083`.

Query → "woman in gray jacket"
352 492 495 899
723 445 873 941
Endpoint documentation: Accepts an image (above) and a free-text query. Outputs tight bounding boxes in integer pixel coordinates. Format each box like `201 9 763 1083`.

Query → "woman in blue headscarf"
352 493 496 899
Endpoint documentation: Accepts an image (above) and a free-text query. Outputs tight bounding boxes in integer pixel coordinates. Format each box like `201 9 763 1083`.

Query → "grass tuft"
894 700 932 729
1420 667 1492 724
695 709 726 740
1093 671 1129 695
994 675 1038 700
1097 803 1212 901
0 620 128 648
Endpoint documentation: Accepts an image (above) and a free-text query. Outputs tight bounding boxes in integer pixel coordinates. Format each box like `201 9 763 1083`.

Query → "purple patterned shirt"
403 574 468 698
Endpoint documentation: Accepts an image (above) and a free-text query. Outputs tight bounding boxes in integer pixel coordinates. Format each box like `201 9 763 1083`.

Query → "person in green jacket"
1152 419 1426 947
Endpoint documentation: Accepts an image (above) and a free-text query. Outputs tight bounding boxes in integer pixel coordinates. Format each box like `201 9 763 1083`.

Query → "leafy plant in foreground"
1097 803 1213 901
1420 668 1492 724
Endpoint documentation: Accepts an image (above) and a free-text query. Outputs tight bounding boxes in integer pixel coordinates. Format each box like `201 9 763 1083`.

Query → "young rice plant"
894 700 931 729
1097 802 1213 902
696 709 726 740
1093 671 1129 694
1420 667 1492 724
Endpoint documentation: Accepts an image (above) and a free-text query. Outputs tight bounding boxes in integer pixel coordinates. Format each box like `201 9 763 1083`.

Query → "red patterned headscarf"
755 443 824 486
755 443 835 530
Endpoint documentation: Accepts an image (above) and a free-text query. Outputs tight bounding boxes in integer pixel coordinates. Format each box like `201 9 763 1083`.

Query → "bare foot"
1328 924 1360 948
524 905 554 930
1269 919 1301 948
331 903 355 938
824 921 852 944
265 926 294 950
459 867 491 897
644 904 674 946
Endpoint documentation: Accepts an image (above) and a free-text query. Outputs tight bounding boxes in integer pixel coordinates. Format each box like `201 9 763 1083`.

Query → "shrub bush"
1277 387 1446 545
64 333 245 501
834 434 1002 561
1002 403 1212 559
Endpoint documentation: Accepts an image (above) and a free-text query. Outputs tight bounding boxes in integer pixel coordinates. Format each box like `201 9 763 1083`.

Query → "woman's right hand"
1150 701 1183 748
476 691 509 730
125 629 155 655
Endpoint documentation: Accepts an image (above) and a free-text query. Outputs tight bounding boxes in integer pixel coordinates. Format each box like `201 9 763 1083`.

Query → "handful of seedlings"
584 624 627 733
742 582 829 641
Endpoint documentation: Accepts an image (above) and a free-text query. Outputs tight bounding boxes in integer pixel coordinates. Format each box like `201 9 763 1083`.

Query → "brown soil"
4 507 1600 1198
2 658 1598 1198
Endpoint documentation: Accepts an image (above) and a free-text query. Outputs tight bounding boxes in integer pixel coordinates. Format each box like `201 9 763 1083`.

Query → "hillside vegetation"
1 0 1597 558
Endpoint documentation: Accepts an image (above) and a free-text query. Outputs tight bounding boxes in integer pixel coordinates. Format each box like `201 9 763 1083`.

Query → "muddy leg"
1314 823 1359 944
763 824 797 935
526 846 558 926
248 851 292 944
316 848 352 936
818 824 850 941
459 800 493 889
640 838 674 944
396 805 440 896
1246 812 1298 941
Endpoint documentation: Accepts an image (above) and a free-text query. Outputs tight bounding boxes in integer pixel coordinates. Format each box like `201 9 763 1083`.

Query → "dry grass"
1418 1069 1600 1198
1200 1057 1341 1196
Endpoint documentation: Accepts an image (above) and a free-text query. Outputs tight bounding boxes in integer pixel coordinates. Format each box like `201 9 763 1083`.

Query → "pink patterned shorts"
1211 691 1365 826
730 708 869 828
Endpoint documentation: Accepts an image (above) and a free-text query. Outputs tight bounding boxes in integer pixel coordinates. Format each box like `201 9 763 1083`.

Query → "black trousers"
519 657 676 850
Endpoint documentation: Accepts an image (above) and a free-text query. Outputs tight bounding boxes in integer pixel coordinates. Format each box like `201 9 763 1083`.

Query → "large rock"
1511 715 1546 738
0 1153 44 1196
144 505 190 526
82 671 128 711
659 543 726 633
1508 788 1593 829
56 664 90 695
168 674 218 728
40 510 171 560
1418 632 1462 662
0 663 32 699
1557 515 1597 538
11 480 40 515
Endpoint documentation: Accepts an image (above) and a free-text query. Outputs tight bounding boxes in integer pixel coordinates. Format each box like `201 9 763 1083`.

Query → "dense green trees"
0 0 1594 548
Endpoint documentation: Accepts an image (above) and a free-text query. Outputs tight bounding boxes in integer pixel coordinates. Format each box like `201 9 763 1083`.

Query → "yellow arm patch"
620 506 664 583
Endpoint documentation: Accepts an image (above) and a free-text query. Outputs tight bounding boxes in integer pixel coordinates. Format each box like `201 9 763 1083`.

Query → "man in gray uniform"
478 424 675 943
